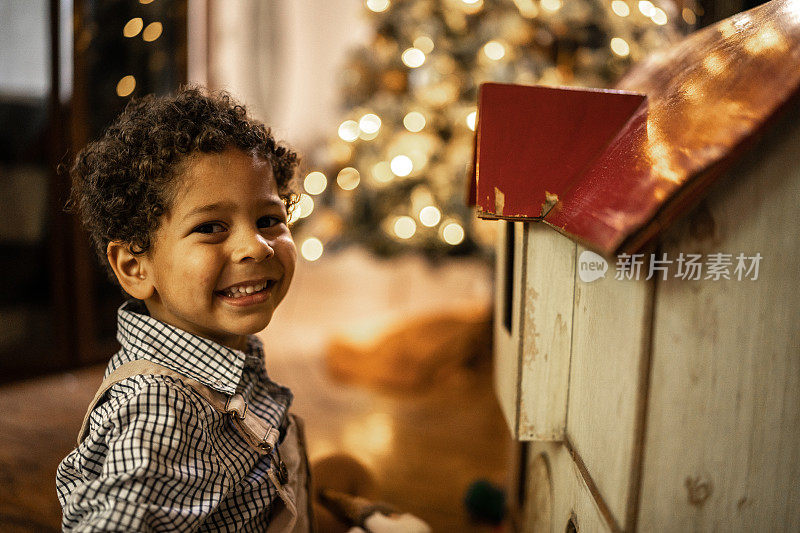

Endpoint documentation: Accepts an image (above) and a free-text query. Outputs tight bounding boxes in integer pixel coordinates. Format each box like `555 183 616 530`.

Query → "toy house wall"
497 108 800 531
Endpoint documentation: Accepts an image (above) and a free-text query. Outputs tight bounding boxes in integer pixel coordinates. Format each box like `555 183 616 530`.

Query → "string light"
304 171 327 195
413 36 434 54
390 155 413 177
638 0 655 17
394 216 416 239
401 48 426 68
338 120 360 142
419 206 441 227
337 167 361 190
116 75 136 97
142 21 163 42
123 18 143 38
297 194 314 218
651 7 668 25
442 222 465 245
483 41 506 60
682 7 697 24
372 161 394 183
466 110 477 131
403 111 426 132
460 0 483 13
541 0 562 12
301 238 323 261
610 37 630 57
611 0 630 17
366 0 390 12
359 113 382 134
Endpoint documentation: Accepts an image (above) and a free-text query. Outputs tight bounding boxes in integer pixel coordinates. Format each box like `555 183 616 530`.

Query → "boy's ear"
106 241 155 300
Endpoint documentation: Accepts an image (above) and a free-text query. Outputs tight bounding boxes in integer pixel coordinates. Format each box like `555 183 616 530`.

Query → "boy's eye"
193 222 226 234
257 215 285 229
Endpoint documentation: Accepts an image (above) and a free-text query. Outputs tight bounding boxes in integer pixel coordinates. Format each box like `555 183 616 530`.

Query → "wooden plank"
523 442 614 533
518 223 576 440
637 108 800 530
566 249 654 526
494 221 527 437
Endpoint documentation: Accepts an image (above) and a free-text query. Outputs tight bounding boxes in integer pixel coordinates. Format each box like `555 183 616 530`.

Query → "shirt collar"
107 299 258 395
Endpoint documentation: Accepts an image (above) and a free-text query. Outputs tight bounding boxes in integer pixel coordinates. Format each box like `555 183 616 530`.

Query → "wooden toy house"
471 0 800 530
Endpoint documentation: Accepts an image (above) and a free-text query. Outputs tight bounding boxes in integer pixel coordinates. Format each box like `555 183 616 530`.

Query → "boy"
56 87 311 531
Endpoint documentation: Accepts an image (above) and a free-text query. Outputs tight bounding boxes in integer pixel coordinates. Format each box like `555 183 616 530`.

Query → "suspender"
77 359 281 458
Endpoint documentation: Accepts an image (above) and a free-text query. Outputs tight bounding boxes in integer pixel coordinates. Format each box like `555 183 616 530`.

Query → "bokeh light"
123 18 143 38
390 155 413 177
301 238 323 261
403 111 426 132
304 171 327 195
338 120 360 142
419 206 441 227
394 216 417 239
442 222 465 245
337 167 361 190
116 75 136 97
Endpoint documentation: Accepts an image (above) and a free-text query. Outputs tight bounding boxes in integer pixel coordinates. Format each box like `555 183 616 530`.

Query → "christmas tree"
291 0 696 261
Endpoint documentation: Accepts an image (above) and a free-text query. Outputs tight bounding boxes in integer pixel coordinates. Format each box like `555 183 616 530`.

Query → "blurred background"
0 0 756 530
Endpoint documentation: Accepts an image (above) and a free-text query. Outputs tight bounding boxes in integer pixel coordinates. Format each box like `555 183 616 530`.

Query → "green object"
464 479 506 525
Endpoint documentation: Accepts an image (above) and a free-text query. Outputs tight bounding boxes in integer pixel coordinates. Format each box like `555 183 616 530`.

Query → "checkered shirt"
56 299 294 532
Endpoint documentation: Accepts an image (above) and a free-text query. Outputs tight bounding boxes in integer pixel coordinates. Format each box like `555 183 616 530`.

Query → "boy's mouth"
216 279 276 299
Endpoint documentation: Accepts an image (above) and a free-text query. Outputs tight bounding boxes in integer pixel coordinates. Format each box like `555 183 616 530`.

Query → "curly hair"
67 86 299 281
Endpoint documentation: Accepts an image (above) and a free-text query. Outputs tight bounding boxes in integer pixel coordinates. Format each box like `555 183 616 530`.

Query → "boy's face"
140 148 296 351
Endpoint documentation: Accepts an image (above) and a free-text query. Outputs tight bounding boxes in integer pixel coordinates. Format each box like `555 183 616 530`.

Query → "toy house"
471 0 800 530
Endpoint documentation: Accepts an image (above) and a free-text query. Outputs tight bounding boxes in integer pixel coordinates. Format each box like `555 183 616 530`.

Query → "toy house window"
503 221 515 333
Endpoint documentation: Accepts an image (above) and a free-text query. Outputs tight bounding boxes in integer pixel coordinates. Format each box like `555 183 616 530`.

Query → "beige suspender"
76 359 280 457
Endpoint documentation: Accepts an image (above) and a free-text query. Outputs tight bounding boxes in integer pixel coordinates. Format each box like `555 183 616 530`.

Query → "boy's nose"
232 233 274 263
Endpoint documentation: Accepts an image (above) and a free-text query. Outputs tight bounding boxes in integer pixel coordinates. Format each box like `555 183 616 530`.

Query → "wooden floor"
0 249 511 532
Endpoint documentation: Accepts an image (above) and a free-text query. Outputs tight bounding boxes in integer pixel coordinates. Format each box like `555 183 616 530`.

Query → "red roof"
471 0 800 256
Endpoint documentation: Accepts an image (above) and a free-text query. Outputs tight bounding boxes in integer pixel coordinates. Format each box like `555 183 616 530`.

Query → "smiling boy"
56 88 311 531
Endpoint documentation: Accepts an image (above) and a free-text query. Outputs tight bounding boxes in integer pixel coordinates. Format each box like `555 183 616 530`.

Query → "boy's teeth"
223 282 268 298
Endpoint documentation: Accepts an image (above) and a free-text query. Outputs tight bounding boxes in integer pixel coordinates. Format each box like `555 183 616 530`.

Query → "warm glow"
651 7 668 25
304 171 327 195
116 75 136 97
403 111 426 132
142 21 163 42
394 216 417 239
611 0 630 17
366 0 390 12
419 206 441 227
638 0 655 17
413 36 434 54
466 110 477 131
123 18 143 38
682 7 696 25
139 0 154 4
483 41 506 60
372 161 394 183
337 167 361 190
338 120 360 142
296 194 315 218
702 53 724 73
301 238 323 261
610 37 630 57
745 27 784 54
442 222 465 245
390 155 413 177
460 0 484 13
359 113 382 134
343 413 394 459
401 48 426 68
541 0 562 12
